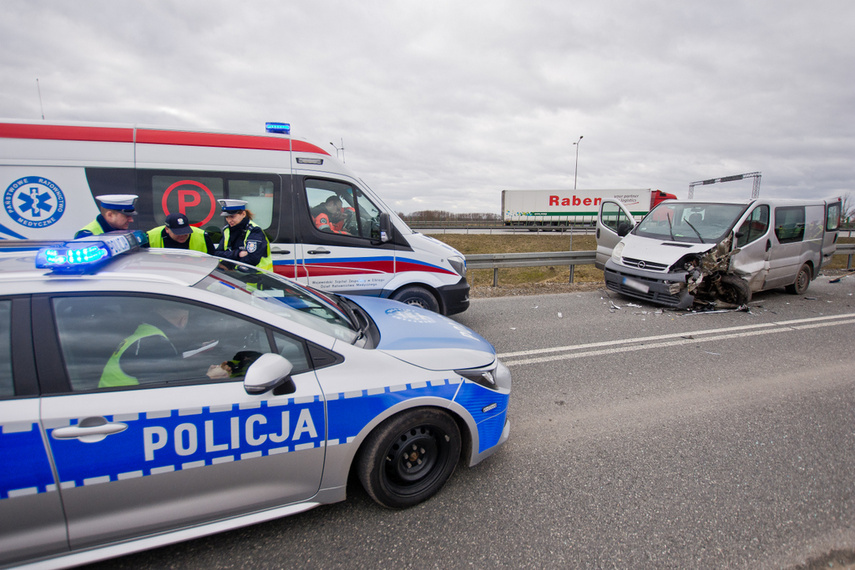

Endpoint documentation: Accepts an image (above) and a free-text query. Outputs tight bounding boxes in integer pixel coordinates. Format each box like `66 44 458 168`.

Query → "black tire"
391 286 440 313
717 274 752 306
785 263 812 295
357 408 461 509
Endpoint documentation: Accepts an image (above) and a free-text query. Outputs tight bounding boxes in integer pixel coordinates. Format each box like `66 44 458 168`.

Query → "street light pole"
329 138 345 163
573 135 583 190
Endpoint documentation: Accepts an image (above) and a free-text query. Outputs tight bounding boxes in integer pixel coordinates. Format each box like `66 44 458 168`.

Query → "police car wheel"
357 408 461 509
391 286 440 313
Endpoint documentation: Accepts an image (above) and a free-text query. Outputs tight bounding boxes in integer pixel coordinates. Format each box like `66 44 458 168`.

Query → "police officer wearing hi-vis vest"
147 213 215 254
75 194 138 238
214 199 272 271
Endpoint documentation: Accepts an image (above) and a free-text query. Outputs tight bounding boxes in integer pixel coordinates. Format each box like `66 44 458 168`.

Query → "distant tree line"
400 210 501 222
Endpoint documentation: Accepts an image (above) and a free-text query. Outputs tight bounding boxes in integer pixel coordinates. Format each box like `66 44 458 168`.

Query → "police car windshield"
195 265 358 343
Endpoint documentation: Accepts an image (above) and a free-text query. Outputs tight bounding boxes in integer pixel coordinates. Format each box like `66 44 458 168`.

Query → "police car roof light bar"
35 231 148 273
265 122 291 135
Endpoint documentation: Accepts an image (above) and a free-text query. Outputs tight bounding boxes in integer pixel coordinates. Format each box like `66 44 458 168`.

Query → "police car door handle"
307 248 331 255
271 245 291 254
52 417 129 443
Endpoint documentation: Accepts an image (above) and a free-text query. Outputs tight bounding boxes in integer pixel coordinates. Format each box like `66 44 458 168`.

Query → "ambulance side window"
305 179 382 240
147 172 277 238
0 300 12 397
52 295 281 391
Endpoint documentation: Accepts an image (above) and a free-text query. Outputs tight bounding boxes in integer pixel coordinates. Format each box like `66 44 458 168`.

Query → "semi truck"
502 189 677 228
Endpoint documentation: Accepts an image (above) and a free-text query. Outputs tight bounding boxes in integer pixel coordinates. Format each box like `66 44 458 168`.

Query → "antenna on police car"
36 78 45 120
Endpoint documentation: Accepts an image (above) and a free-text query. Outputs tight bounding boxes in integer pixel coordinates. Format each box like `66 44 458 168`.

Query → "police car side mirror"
244 353 294 395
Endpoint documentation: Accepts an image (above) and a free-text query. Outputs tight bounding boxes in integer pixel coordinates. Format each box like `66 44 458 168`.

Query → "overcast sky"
3 1 854 214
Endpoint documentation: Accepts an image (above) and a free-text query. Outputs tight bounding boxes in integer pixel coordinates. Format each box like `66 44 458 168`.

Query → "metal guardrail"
466 243 855 287
466 251 597 286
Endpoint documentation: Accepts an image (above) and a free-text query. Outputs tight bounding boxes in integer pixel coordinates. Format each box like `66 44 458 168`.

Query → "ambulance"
0 120 469 315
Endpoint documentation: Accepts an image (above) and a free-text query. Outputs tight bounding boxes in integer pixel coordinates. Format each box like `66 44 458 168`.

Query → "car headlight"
448 255 466 277
611 241 625 262
455 360 511 391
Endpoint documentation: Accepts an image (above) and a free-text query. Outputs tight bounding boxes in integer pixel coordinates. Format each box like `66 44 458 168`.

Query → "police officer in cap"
213 199 272 270
148 212 215 254
75 194 138 238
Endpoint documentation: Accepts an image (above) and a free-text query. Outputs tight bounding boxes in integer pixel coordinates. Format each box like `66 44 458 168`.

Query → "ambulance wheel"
391 286 440 313
785 263 812 295
357 408 461 509
718 274 751 306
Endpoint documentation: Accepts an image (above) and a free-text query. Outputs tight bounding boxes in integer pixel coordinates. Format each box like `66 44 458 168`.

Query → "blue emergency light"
265 122 291 135
35 231 148 273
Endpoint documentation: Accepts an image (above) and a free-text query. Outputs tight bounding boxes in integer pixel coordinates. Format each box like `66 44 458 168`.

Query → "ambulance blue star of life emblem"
4 176 66 228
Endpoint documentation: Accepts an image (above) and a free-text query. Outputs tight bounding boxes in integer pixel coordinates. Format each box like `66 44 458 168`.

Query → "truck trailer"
502 189 676 228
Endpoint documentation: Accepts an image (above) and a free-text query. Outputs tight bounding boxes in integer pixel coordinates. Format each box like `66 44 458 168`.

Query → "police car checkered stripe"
2 377 508 500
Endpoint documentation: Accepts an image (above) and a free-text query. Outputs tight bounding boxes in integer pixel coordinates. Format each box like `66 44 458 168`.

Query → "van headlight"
448 255 466 277
455 360 511 391
611 241 626 262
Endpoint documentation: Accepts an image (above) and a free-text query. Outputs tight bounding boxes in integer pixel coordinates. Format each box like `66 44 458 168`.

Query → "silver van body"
596 197 842 308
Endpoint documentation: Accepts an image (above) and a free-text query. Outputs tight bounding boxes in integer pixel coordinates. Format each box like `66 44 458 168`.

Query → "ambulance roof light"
35 231 149 273
265 122 291 135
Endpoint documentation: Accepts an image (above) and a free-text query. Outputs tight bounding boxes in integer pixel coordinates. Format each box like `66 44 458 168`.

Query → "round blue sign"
3 176 66 228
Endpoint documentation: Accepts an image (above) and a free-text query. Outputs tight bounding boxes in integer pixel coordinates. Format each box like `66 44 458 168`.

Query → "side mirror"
244 353 294 395
617 222 632 237
378 212 391 243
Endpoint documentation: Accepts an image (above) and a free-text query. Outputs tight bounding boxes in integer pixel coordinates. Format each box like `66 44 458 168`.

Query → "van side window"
774 206 806 244
305 179 382 240
601 201 633 235
827 202 841 231
736 205 769 247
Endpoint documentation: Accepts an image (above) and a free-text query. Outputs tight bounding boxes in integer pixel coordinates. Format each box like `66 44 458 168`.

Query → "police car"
0 232 511 569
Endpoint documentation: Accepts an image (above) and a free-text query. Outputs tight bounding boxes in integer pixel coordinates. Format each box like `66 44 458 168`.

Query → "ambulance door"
294 178 397 296
0 297 68 567
596 200 636 269
35 294 325 550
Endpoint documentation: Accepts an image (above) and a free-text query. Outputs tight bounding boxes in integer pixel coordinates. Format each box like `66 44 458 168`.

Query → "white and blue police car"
0 232 510 569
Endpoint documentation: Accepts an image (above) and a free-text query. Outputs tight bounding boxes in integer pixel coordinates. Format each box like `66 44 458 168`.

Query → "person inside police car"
314 195 357 235
147 212 215 254
213 199 272 271
75 194 138 238
99 303 223 388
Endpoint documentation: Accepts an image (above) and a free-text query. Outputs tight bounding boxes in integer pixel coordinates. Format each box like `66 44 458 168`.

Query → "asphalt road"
91 276 855 570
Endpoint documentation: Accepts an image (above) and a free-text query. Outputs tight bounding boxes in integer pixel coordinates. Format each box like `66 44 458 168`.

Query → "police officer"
75 194 138 238
148 213 215 254
214 199 272 270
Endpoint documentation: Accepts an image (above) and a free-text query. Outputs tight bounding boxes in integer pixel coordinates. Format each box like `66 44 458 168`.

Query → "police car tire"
357 408 461 509
391 286 440 313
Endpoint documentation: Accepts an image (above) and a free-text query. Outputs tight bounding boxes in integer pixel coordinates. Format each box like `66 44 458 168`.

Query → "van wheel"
357 408 461 509
391 286 440 313
717 275 751 306
785 263 812 295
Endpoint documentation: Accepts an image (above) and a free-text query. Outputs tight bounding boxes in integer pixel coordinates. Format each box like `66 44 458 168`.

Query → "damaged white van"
596 197 841 308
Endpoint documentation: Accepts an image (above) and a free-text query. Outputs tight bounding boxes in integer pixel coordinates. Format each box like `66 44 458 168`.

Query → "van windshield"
636 202 748 244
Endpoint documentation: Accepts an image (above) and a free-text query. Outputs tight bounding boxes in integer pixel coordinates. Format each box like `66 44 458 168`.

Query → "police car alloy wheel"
357 408 461 509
